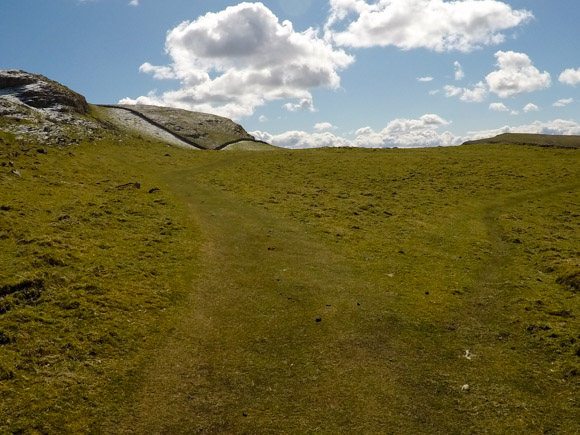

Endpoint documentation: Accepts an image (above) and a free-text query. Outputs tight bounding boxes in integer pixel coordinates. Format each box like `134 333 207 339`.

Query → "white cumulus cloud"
444 81 488 103
284 97 316 112
418 76 434 82
559 68 580 86
553 98 573 108
129 0 139 6
489 102 508 112
523 103 539 112
468 119 580 140
325 0 532 52
454 61 465 81
314 122 337 131
120 3 353 119
252 114 461 149
251 130 351 149
485 51 551 98
139 63 176 80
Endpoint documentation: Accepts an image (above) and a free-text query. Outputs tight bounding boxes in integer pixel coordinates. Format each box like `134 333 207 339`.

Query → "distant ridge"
0 69 274 150
462 133 580 149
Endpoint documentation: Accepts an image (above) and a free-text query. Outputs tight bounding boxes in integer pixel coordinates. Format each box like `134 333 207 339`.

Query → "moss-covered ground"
1 131 579 433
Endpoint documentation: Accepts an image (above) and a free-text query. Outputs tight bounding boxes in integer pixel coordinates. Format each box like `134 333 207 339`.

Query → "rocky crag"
0 69 270 150
0 70 110 147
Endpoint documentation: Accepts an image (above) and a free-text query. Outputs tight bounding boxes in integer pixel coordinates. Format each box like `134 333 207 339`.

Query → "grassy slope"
0 125 200 432
464 132 580 149
221 140 279 151
1 122 579 433
136 145 578 433
118 105 254 150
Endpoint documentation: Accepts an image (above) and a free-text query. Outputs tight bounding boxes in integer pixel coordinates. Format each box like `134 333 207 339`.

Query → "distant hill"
0 69 272 150
463 133 580 149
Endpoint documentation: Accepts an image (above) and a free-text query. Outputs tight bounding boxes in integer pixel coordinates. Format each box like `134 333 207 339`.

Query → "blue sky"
1 0 579 148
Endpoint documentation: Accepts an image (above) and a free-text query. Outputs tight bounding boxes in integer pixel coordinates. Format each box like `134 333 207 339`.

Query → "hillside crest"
0 69 269 150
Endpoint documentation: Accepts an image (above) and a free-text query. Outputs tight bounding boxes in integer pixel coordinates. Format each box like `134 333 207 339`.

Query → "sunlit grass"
1 129 579 432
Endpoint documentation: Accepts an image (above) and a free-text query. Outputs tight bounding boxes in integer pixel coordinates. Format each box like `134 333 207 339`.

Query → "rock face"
0 70 90 115
0 70 99 146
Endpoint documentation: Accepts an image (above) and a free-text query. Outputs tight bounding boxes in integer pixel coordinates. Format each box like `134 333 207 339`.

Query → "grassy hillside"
117 105 255 150
1 128 579 432
0 128 200 432
463 132 580 148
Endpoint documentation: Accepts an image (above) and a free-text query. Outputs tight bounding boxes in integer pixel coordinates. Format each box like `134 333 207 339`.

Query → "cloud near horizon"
251 116 580 149
467 119 580 140
252 114 462 149
120 3 353 119
324 0 532 52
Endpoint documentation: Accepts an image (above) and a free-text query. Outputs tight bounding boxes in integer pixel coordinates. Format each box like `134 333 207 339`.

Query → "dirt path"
105 160 421 433
103 157 580 434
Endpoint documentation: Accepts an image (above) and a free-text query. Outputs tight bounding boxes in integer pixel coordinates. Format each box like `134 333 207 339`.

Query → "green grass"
0 131 200 432
1 127 579 433
464 132 580 148
176 145 580 432
222 140 279 151
118 105 254 150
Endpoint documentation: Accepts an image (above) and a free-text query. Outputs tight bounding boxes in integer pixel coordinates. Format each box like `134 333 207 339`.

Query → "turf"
463 132 580 148
1 130 579 433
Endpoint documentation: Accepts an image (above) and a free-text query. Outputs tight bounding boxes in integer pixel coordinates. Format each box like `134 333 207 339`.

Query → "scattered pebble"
461 384 470 392
316 317 322 323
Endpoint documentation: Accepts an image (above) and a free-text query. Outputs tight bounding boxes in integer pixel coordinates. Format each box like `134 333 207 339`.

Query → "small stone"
315 317 322 323
461 384 470 392
148 187 160 194
10 170 21 177
36 148 47 154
